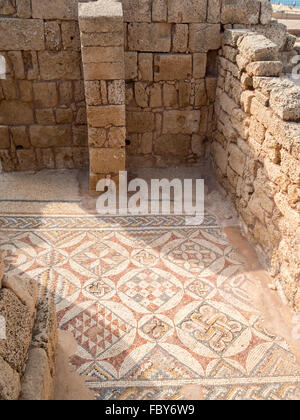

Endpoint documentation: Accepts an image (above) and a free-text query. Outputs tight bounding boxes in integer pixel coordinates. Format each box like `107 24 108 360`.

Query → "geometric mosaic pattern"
0 214 300 400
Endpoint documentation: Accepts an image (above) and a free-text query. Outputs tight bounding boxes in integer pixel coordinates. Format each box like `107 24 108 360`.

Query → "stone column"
78 0 126 193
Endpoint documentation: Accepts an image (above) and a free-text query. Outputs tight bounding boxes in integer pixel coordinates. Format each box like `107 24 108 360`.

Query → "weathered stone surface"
0 0 15 15
121 0 151 22
82 46 124 64
238 34 279 62
168 0 207 23
0 19 44 50
125 52 138 80
2 275 37 317
87 105 125 127
127 111 155 132
0 289 32 373
152 0 167 22
83 62 124 80
163 110 200 134
0 357 21 401
221 0 260 24
31 295 57 378
138 53 153 81
32 0 77 19
0 101 34 125
20 348 53 400
189 24 221 52
30 125 72 147
38 51 82 80
90 147 125 174
270 86 300 121
246 61 283 77
0 126 10 149
260 0 273 25
172 24 189 53
128 23 171 52
154 134 190 156
154 54 192 81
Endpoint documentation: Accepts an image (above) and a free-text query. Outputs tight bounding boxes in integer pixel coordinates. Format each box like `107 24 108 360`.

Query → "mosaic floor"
1 214 300 400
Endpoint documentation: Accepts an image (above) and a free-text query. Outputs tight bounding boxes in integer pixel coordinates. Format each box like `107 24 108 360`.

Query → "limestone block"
238 34 279 62
193 53 207 79
19 80 33 102
31 295 57 378
253 22 288 51
212 141 227 175
152 0 167 22
82 46 124 63
45 21 61 51
108 127 126 147
30 125 72 147
0 126 10 149
208 0 221 23
221 0 260 24
163 83 178 107
154 54 192 81
35 109 56 126
138 53 153 81
17 0 32 18
53 147 74 169
189 24 221 52
108 80 125 105
249 117 265 144
246 61 283 77
135 82 149 107
0 357 21 401
125 52 138 80
223 29 251 47
270 86 300 121
0 289 32 373
121 0 151 22
7 51 25 79
55 109 73 124
90 148 125 174
78 1 123 33
260 0 273 25
38 51 82 80
2 275 38 318
80 31 124 47
168 0 207 23
0 0 15 15
127 111 155 133
173 24 189 53
228 143 246 177
32 0 77 19
83 62 124 80
280 150 300 185
163 110 200 134
0 19 44 50
149 84 162 107
17 149 37 171
33 82 58 108
154 134 190 157
20 348 53 400
0 101 34 125
36 148 55 169
87 105 125 127
128 23 171 52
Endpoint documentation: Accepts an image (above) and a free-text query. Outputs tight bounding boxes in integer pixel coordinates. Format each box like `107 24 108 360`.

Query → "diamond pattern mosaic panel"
0 214 300 400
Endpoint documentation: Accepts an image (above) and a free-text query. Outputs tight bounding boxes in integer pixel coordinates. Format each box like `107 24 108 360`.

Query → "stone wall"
78 0 126 191
0 0 88 172
0 251 57 400
122 0 220 169
212 25 300 310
